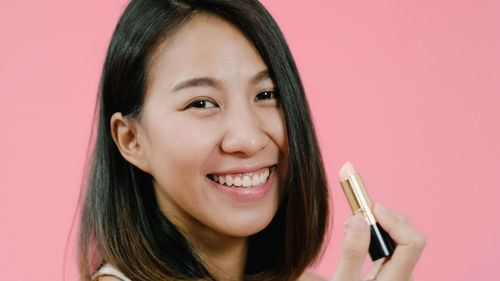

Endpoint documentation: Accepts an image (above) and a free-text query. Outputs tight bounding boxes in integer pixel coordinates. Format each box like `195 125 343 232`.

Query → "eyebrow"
171 69 271 92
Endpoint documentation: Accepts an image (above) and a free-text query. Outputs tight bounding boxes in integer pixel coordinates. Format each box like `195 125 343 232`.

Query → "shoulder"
94 276 122 281
298 271 328 281
92 263 131 281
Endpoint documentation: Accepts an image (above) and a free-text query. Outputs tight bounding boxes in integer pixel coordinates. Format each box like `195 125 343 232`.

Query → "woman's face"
136 13 288 239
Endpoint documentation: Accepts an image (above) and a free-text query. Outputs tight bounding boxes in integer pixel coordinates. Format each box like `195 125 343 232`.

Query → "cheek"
262 109 289 192
147 115 221 220
147 115 220 182
262 109 288 154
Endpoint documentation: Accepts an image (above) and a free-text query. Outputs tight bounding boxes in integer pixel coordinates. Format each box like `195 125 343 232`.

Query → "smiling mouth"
207 165 276 187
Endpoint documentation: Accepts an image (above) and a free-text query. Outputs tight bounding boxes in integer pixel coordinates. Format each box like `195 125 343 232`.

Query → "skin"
111 13 286 281
329 203 426 281
109 13 426 281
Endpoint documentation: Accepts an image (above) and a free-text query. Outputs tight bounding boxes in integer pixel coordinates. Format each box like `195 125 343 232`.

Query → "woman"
78 0 426 280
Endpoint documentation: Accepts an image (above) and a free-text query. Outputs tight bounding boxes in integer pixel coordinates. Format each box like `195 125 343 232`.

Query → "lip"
207 166 276 202
207 164 276 176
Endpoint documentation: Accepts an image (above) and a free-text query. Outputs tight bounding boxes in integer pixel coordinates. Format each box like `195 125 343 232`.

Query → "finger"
391 211 409 223
331 215 370 281
362 258 386 281
373 203 426 281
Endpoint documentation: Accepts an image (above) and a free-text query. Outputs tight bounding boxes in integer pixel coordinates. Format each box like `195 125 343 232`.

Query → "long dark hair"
78 0 329 280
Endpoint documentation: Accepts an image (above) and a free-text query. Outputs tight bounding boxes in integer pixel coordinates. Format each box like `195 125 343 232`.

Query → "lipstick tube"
339 162 395 261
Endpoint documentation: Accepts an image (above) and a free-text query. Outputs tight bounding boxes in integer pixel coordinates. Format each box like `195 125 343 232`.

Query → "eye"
255 91 278 101
184 99 218 110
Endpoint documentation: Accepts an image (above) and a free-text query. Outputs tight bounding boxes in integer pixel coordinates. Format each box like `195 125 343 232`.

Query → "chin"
212 207 278 238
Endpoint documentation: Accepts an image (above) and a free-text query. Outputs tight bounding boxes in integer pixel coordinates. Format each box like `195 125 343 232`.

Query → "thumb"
332 215 371 281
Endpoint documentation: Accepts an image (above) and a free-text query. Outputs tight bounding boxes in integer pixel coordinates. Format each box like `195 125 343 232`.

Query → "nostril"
220 134 267 156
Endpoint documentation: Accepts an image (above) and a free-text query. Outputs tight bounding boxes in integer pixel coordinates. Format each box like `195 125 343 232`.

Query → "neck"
154 184 249 280
193 233 248 281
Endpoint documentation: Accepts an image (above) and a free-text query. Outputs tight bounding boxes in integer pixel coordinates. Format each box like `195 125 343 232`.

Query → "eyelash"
184 91 278 110
255 91 278 101
185 99 217 109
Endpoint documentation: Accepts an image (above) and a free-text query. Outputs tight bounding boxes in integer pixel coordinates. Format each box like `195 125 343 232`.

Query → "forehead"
146 13 268 89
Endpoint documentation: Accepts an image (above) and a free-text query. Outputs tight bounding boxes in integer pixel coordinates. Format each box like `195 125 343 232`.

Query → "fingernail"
343 220 349 235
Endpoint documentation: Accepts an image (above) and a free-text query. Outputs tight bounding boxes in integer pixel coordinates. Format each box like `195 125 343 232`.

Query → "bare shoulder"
298 271 329 281
94 276 123 281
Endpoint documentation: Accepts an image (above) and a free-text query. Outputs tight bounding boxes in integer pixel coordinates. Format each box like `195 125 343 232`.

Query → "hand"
331 203 426 281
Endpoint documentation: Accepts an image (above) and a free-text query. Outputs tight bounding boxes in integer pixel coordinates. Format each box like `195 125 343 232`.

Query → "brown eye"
185 99 218 110
255 91 278 101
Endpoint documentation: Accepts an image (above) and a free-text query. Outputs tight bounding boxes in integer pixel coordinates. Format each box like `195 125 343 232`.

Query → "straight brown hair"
78 0 329 280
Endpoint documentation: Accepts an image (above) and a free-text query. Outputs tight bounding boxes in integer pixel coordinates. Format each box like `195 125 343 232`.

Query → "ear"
110 112 151 174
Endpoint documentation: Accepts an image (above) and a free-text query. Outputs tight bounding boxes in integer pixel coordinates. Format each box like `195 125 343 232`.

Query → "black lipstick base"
369 223 395 261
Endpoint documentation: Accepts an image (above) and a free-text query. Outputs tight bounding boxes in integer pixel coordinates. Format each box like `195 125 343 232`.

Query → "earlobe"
110 112 151 173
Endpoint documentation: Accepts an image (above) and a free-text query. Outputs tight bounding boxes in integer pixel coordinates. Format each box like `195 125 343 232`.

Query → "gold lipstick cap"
339 162 377 225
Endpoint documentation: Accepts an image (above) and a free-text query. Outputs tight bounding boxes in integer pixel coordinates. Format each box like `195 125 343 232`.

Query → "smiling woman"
78 0 328 281
78 1 425 281
117 12 288 241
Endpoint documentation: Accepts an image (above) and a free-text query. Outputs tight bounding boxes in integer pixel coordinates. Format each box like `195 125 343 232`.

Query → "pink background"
1 0 499 280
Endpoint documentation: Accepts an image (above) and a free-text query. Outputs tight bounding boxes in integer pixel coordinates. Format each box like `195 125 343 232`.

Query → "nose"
220 104 267 157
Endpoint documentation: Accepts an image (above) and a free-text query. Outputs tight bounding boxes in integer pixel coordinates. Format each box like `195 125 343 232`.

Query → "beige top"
93 264 131 281
93 263 326 281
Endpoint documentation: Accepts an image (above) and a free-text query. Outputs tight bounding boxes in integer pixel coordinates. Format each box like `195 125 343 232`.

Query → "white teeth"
251 174 260 186
233 176 242 187
242 176 252 187
211 166 273 187
259 172 266 183
226 175 233 186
